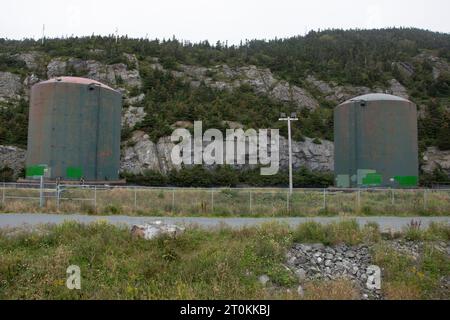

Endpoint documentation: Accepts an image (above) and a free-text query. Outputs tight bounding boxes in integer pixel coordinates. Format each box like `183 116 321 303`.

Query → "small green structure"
26 77 122 182
334 93 419 188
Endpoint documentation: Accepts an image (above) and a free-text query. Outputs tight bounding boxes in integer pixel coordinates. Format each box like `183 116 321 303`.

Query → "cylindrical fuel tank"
334 93 418 188
26 77 122 181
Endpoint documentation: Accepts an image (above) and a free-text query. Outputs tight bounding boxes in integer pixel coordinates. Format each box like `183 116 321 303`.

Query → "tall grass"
0 221 448 299
1 187 450 217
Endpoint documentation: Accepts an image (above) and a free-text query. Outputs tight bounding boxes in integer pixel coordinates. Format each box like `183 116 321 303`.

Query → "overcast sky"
1 0 449 44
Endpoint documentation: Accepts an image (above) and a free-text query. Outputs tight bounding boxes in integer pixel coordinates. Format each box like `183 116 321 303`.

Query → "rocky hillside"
1 28 450 185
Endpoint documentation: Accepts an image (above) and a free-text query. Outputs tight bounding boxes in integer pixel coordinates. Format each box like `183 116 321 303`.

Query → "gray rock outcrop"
122 106 147 129
306 75 409 103
280 136 334 172
150 60 319 110
392 61 415 78
47 58 142 88
120 130 334 175
0 72 23 101
388 79 409 99
14 52 45 71
422 147 450 175
0 145 26 178
415 52 450 80
306 75 375 103
121 131 181 175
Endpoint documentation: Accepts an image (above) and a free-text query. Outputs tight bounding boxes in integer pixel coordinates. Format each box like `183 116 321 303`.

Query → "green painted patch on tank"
26 165 46 177
394 176 418 187
362 173 382 186
357 169 376 186
336 175 350 188
66 167 83 179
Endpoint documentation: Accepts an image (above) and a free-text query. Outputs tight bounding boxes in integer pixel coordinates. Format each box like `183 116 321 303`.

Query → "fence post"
357 189 361 211
287 192 290 213
423 189 427 210
2 182 5 204
134 187 137 210
56 185 60 210
323 189 327 209
391 189 394 206
249 191 252 214
39 176 44 208
172 189 175 213
211 190 214 213
94 186 97 209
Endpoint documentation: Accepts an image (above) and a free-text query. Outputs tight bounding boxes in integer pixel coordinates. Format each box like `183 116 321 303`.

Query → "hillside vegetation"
1 28 450 185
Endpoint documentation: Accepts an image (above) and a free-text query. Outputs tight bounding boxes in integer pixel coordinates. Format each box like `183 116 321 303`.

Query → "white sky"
1 0 449 44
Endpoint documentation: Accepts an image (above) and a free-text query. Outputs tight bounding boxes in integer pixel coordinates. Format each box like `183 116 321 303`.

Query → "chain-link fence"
1 183 450 216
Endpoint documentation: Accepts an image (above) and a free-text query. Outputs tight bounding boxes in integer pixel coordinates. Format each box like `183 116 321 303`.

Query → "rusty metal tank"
26 77 122 181
334 93 418 188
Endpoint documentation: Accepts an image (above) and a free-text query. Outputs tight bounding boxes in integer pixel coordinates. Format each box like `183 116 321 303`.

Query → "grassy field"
1 186 450 217
0 220 448 300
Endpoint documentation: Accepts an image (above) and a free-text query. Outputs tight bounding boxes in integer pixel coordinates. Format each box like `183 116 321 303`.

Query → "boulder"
258 275 270 286
131 221 185 240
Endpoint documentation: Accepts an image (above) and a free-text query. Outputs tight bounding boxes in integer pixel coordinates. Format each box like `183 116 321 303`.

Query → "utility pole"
279 113 299 195
42 24 45 45
115 27 119 44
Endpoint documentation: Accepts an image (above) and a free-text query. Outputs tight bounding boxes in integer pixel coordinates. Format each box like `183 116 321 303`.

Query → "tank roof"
37 77 117 92
341 93 410 104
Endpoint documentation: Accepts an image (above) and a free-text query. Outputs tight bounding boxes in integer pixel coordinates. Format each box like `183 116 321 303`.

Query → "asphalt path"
0 214 448 232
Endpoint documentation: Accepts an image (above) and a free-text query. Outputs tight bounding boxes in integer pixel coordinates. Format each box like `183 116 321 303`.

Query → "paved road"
0 214 449 232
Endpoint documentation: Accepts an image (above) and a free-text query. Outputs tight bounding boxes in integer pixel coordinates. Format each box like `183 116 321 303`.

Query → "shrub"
103 204 122 215
293 222 327 244
404 220 423 241
80 202 96 215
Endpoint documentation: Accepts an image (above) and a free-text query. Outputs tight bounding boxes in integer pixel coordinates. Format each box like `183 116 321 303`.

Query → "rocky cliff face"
47 57 142 89
415 53 450 80
306 75 409 104
0 145 26 178
120 130 334 175
422 147 450 176
150 60 320 111
0 72 23 102
1 49 449 180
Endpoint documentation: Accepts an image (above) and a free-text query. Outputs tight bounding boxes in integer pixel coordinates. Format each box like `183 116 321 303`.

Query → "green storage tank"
26 77 122 182
334 93 418 188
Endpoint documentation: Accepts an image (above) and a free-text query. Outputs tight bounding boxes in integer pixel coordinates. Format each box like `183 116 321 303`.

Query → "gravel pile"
285 243 382 299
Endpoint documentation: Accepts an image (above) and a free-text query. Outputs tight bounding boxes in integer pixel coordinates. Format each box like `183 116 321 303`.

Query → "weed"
103 204 122 215
303 279 360 300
